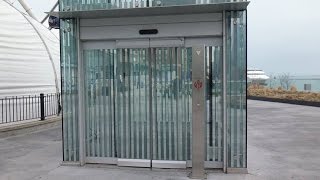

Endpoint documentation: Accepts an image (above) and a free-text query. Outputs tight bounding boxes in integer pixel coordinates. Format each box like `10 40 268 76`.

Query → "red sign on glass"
194 80 203 90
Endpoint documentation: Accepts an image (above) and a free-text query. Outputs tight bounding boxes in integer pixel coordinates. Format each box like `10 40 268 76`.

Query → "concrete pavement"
0 100 320 180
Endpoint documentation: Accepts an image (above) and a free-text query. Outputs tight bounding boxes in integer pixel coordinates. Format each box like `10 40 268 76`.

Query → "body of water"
267 75 320 92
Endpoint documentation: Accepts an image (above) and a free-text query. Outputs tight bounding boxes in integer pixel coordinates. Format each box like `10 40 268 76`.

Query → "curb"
248 96 320 107
0 116 61 138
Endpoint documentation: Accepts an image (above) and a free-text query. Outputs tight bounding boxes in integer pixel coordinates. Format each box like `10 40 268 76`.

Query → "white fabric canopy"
0 0 60 97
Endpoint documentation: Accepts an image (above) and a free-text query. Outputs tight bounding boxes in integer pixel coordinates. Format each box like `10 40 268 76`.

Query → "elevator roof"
48 2 250 19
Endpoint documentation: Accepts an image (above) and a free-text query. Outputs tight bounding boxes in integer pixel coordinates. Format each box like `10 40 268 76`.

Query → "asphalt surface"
0 100 320 180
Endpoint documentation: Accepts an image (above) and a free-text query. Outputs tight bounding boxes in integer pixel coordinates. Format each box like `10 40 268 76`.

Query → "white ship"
247 68 270 85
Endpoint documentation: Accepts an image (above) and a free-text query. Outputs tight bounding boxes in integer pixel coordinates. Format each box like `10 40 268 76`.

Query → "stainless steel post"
223 10 228 173
77 18 86 166
191 45 205 179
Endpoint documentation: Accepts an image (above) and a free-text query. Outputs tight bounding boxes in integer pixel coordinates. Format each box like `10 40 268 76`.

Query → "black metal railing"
0 93 61 124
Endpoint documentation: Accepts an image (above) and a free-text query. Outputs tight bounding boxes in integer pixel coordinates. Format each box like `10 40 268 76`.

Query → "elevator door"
83 38 223 168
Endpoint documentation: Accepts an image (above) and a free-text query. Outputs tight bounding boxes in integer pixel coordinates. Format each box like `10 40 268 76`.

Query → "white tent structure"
0 0 60 97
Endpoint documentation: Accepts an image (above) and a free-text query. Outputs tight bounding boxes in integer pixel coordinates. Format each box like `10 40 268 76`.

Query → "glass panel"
84 46 193 162
226 10 247 168
116 48 150 159
82 44 228 165
61 19 79 162
205 46 223 162
84 49 117 158
152 47 192 161
84 48 150 159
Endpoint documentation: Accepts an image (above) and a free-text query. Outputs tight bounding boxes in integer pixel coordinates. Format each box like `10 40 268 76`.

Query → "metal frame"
74 8 237 174
80 42 212 169
86 157 117 165
77 18 86 166
118 159 151 168
153 160 186 169
79 38 223 171
222 10 228 173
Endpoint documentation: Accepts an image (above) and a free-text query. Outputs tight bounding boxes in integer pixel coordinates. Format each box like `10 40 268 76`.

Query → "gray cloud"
248 0 320 75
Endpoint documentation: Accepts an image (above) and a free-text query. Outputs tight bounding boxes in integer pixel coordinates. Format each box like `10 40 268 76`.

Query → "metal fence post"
40 93 45 120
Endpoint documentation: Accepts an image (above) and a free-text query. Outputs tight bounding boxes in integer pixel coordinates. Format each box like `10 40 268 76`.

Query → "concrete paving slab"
0 100 319 180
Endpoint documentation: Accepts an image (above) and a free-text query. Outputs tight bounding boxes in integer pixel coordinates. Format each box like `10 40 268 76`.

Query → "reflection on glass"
152 47 192 161
61 19 79 162
81 44 235 165
226 10 247 168
83 47 193 161
84 49 150 159
205 46 223 162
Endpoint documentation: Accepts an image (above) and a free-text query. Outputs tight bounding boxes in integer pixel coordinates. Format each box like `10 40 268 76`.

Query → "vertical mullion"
136 49 141 159
243 11 247 167
62 33 68 160
97 50 101 157
152 47 157 161
73 33 78 161
236 13 241 167
162 48 166 160
116 49 120 158
156 49 161 160
181 48 185 160
129 49 135 159
119 49 124 158
212 46 217 161
217 46 223 162
111 49 115 157
67 40 72 161
214 47 217 161
147 47 152 160
111 49 116 158
205 47 210 161
101 50 106 157
177 47 182 161
230 12 235 167
61 32 66 160
158 48 162 160
130 49 138 159
172 48 178 161
108 49 112 157
122 49 127 158
94 50 99 157
87 50 92 157
125 49 130 158
105 49 110 157
187 48 192 160
141 49 145 159
84 51 89 157
145 48 148 159
164 48 169 160
168 48 173 160
91 50 96 157
183 48 187 161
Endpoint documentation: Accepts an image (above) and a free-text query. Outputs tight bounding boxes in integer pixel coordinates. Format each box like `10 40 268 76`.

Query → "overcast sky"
10 0 320 76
